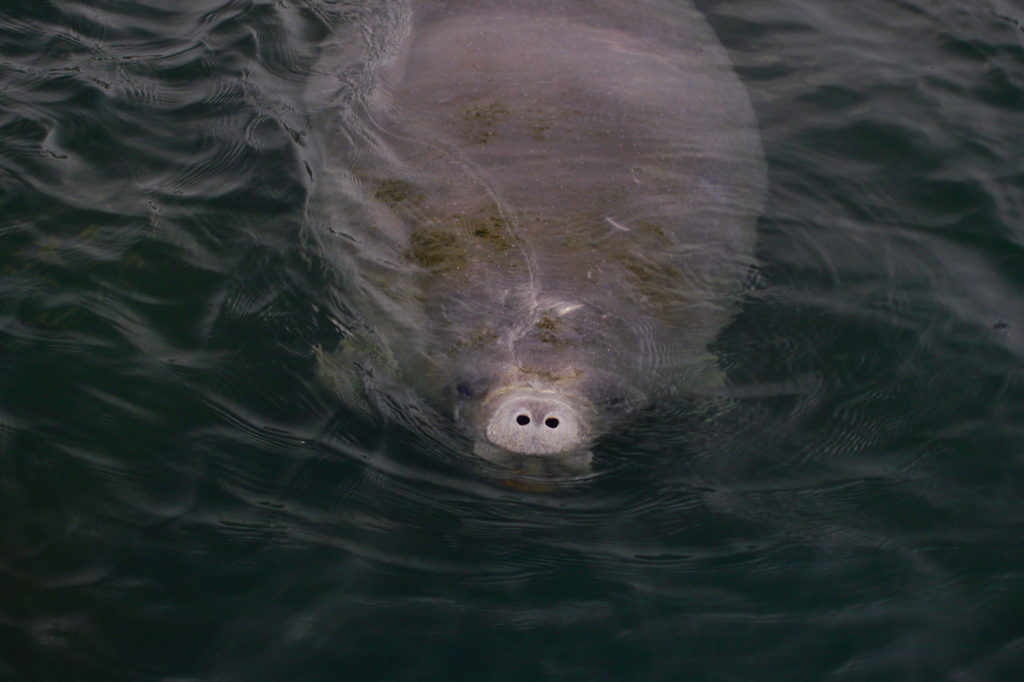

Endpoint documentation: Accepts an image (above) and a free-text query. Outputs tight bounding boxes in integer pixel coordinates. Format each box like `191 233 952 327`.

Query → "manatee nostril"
516 414 530 426
545 417 559 428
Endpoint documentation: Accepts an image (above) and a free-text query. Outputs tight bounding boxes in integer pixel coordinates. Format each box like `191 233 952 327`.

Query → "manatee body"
306 0 765 471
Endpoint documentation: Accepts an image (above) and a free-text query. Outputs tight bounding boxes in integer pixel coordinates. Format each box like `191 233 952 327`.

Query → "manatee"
305 0 766 474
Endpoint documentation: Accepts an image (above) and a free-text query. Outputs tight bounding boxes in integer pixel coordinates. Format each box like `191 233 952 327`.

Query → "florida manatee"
305 0 766 473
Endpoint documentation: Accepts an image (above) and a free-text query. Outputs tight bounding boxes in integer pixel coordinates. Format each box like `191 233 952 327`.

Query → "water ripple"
2 0 1024 679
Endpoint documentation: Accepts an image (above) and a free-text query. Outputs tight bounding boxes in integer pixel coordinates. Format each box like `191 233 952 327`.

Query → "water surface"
1 0 1023 680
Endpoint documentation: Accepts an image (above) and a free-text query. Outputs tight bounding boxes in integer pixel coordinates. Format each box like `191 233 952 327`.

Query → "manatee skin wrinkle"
306 0 766 471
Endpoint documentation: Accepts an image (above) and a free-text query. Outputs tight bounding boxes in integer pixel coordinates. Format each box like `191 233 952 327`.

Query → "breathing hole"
516 414 530 426
545 417 559 428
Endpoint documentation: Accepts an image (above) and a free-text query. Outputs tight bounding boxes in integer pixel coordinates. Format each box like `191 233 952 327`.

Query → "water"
1 0 1022 680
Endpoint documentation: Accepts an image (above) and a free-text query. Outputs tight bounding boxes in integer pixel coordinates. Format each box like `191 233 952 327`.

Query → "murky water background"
2 0 1023 680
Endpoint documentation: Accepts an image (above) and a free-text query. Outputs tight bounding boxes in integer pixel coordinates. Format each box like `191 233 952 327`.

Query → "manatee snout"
484 389 589 456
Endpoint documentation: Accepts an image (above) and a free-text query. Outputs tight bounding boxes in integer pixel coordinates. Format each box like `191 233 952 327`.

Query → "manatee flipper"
653 350 736 420
314 345 374 421
653 351 726 396
315 319 400 421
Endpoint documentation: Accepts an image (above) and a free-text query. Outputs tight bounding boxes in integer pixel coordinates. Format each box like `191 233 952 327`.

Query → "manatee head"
448 349 646 474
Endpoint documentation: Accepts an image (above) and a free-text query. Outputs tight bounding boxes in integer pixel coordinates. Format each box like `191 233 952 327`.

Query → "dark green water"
2 0 1023 680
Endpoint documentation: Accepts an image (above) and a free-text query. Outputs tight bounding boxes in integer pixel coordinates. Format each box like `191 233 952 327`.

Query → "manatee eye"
601 394 633 416
455 377 490 399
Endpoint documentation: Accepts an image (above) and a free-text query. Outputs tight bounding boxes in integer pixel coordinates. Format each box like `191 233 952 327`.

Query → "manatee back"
382 1 765 380
305 0 766 405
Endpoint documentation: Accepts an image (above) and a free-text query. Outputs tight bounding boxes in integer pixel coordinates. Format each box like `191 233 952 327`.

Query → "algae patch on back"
373 178 426 208
460 101 511 144
405 230 462 269
402 203 518 274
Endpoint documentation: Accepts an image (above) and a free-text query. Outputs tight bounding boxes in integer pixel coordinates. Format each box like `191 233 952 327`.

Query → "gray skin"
306 0 765 472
